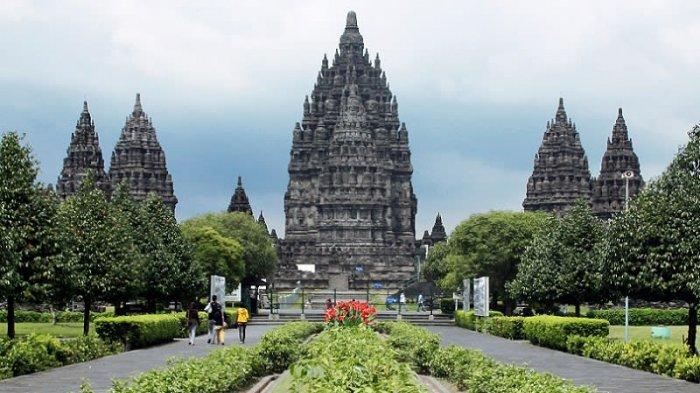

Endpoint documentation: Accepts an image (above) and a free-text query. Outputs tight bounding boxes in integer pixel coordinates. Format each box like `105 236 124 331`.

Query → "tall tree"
605 126 700 354
181 212 277 288
181 225 245 293
421 241 451 285
446 211 550 314
58 174 134 335
0 132 60 338
509 200 606 315
138 193 201 311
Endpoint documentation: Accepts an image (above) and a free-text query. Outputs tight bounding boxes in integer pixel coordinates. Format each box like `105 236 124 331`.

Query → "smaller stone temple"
523 98 593 214
591 108 644 218
524 99 644 218
108 94 177 211
56 101 111 199
227 176 253 215
416 213 448 261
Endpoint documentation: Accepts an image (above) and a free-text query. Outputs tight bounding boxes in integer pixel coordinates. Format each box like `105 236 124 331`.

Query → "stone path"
426 326 700 393
0 325 275 393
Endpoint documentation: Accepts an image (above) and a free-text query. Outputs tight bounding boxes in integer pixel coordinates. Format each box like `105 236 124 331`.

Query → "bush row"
0 310 114 323
289 326 424 391
95 314 182 349
586 308 688 326
88 322 322 393
381 322 594 392
488 316 526 339
566 335 700 383
0 334 121 380
175 312 209 337
454 310 504 331
523 316 609 350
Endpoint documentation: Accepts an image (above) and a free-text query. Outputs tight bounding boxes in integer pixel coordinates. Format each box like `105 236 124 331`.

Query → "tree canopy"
181 212 277 286
605 126 700 354
182 225 245 292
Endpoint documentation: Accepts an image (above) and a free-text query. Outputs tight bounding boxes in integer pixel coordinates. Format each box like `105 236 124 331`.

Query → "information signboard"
463 278 471 311
473 276 489 317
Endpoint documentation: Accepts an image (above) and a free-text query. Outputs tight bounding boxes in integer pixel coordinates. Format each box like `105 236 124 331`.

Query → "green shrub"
428 345 594 393
175 311 209 337
587 308 688 326
523 315 609 350
487 316 525 339
675 356 700 383
290 326 424 392
383 322 440 373
0 333 120 380
95 314 181 349
566 334 699 382
98 322 320 393
250 321 322 375
440 298 455 315
455 310 504 331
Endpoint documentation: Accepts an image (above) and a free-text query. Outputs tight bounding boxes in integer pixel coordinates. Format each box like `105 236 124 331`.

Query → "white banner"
463 278 470 311
210 275 226 311
473 276 489 317
225 283 241 303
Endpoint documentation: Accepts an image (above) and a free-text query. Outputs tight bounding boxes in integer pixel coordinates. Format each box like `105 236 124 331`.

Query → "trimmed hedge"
0 310 114 323
382 322 441 373
455 310 504 332
488 316 526 340
176 311 209 337
566 335 700 383
523 316 609 350
88 322 322 393
587 308 688 326
0 334 121 380
95 314 181 349
428 345 595 392
440 298 455 315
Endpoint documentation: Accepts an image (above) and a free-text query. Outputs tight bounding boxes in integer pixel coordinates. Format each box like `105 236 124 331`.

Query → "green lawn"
608 325 687 345
0 322 93 338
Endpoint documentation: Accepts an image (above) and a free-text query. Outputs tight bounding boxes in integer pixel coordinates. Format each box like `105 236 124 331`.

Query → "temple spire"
346 10 358 29
132 93 143 116
228 176 253 216
78 101 92 126
555 97 567 123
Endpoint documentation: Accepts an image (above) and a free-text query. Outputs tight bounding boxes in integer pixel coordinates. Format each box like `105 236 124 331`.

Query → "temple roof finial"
133 93 143 116
237 175 242 186
346 10 358 29
83 101 89 113
555 97 567 123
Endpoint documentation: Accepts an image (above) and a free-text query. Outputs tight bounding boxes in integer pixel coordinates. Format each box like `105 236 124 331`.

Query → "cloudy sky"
1 1 698 236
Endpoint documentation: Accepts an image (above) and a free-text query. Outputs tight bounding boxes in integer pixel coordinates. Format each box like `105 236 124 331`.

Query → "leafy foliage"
181 225 245 292
523 315 609 350
509 201 607 314
445 211 551 312
382 322 440 373
454 310 504 332
94 314 181 349
587 308 688 326
487 316 526 340
181 212 277 284
0 132 61 338
604 126 700 354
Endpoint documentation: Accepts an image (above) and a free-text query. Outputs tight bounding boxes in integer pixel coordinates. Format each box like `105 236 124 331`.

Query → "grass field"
608 325 688 345
0 322 92 338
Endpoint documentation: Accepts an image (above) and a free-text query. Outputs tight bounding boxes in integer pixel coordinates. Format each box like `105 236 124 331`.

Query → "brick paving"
426 326 700 393
0 325 275 393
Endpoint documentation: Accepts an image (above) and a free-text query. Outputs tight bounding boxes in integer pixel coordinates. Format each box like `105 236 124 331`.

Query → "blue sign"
355 265 364 273
373 282 383 289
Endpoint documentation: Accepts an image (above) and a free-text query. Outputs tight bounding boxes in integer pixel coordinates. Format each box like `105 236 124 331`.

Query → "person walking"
236 306 250 343
186 302 200 345
205 295 220 344
417 293 424 312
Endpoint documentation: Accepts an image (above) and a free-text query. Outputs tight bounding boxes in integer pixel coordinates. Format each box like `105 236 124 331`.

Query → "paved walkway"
0 325 275 393
426 326 700 393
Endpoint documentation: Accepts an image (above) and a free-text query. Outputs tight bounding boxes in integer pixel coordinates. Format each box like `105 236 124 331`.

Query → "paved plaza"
0 325 275 393
426 326 700 393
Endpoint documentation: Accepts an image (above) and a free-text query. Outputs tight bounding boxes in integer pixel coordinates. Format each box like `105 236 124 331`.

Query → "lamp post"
622 170 634 342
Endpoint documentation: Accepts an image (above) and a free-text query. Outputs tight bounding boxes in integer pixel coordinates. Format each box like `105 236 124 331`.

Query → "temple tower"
523 98 592 214
56 101 111 199
430 213 447 244
591 108 644 218
278 11 417 289
108 94 177 211
227 176 253 215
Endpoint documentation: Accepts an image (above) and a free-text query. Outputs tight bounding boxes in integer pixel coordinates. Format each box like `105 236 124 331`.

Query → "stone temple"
56 101 112 199
524 98 643 217
108 94 178 211
275 11 417 290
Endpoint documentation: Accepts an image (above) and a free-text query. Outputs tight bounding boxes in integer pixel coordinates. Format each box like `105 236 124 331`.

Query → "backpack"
210 302 223 323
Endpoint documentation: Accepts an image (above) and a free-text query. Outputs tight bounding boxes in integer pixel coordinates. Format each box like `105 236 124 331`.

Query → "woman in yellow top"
236 306 250 343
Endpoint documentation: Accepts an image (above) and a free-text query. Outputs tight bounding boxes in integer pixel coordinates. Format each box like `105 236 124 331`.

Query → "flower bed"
324 300 376 327
80 322 322 393
289 326 425 392
587 308 688 326
566 335 700 383
0 334 121 380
